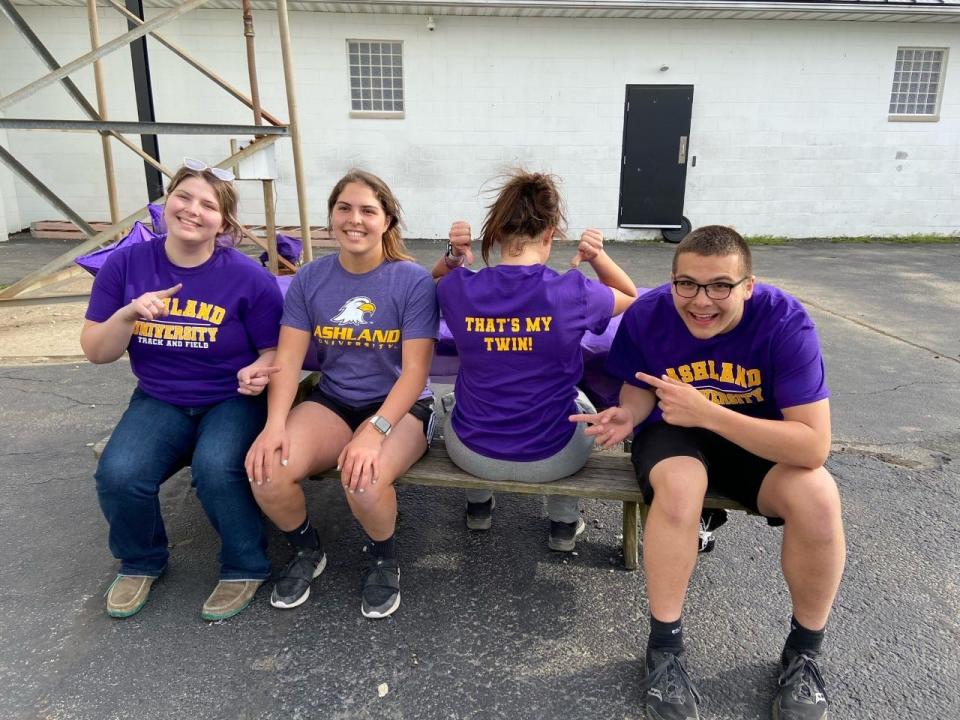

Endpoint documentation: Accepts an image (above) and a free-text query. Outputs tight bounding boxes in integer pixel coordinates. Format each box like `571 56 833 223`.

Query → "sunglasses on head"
183 157 235 183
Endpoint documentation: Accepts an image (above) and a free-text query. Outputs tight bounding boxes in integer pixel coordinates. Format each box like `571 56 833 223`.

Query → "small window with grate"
888 47 947 121
347 40 404 118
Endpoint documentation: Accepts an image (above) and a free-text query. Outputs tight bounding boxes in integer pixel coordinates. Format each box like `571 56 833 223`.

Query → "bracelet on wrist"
444 241 466 268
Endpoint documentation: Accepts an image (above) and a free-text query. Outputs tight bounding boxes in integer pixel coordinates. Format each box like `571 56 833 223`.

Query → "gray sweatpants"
443 391 595 524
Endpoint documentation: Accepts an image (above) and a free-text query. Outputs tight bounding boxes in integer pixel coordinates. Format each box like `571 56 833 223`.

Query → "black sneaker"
548 517 586 552
466 496 495 530
360 545 400 619
773 647 829 719
640 648 702 720
269 547 327 609
698 508 729 553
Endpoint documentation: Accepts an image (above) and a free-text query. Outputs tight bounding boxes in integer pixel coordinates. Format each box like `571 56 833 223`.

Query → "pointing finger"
635 371 667 389
156 283 182 299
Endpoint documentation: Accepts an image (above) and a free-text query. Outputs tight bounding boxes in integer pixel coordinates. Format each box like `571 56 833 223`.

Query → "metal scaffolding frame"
0 0 314 306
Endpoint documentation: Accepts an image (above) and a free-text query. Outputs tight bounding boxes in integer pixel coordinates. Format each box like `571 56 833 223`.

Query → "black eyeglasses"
672 277 749 300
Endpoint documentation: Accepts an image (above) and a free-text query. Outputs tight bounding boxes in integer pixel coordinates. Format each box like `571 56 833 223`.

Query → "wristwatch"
444 241 466 268
369 415 392 436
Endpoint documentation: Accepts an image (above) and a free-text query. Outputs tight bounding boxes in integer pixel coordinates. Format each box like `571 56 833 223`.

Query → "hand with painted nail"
244 424 290 485
237 365 280 396
125 283 182 322
336 426 383 495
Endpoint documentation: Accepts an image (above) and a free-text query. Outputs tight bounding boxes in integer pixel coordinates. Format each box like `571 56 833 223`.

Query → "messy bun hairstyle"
480 169 567 265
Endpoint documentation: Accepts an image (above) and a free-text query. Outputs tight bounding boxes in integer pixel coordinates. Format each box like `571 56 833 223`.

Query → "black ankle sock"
649 615 684 653
367 534 397 559
786 616 824 656
284 517 320 550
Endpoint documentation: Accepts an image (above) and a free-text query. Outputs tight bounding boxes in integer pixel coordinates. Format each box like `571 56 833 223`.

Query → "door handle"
678 136 688 165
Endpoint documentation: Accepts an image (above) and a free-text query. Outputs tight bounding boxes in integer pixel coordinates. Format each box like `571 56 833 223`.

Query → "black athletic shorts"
306 386 436 441
630 422 783 526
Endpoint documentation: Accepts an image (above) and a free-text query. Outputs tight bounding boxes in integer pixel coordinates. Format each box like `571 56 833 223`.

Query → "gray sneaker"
466 496 495 530
548 517 586 552
270 548 326 610
640 648 702 720
773 647 829 719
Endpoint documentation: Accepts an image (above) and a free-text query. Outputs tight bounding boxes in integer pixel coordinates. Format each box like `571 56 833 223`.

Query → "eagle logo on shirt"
331 296 376 326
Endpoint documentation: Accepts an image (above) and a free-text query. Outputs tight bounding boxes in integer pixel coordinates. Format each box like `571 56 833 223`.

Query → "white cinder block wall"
1 7 957 240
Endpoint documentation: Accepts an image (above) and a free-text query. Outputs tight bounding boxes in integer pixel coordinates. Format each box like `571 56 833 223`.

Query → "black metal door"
618 84 694 228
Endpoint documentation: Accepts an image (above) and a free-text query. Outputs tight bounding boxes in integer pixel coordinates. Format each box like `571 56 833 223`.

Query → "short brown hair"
327 169 412 262
673 225 752 276
480 169 567 265
165 166 243 247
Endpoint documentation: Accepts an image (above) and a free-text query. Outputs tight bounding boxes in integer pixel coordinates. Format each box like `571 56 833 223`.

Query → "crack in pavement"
837 380 960 396
0 382 116 408
795 294 960 365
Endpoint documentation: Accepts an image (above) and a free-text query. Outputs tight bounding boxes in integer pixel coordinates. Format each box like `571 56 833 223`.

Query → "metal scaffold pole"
276 0 312 262
87 0 121 225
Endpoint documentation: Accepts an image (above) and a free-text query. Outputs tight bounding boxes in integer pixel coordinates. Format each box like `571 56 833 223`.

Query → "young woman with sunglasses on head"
82 160 284 621
245 169 438 619
431 169 637 551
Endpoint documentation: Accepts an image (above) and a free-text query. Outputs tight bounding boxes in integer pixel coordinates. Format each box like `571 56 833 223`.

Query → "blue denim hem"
118 564 167 579
219 573 271 582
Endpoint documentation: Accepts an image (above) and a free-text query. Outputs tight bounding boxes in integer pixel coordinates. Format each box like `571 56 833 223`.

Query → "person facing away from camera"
432 169 636 551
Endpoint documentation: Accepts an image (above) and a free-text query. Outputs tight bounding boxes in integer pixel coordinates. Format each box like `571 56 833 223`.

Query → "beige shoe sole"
106 575 156 618
201 580 263 621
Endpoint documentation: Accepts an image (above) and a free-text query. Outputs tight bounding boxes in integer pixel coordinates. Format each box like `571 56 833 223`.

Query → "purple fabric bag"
259 233 302 267
147 203 165 235
75 221 159 277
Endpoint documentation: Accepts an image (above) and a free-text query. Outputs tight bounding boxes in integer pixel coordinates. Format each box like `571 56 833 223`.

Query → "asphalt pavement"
1 239 958 720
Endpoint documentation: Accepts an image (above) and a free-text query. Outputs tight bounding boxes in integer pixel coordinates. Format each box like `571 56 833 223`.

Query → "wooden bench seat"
314 441 757 571
93 372 758 571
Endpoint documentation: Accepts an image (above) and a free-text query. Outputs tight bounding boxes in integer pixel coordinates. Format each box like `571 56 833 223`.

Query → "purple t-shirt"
438 264 614 461
606 283 829 427
85 238 283 406
282 255 439 406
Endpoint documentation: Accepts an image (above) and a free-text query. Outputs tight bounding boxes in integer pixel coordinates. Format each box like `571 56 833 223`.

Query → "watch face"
372 416 391 434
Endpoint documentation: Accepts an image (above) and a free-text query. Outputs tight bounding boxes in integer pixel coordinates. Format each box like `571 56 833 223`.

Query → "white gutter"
325 0 960 15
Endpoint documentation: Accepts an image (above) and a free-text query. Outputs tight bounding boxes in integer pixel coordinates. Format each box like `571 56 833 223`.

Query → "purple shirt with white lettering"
85 238 283 406
438 264 613 461
606 283 829 427
281 254 439 406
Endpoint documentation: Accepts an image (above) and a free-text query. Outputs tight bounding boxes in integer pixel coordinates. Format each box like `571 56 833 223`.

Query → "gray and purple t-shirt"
282 254 439 406
606 283 829 427
85 238 283 406
438 264 614 461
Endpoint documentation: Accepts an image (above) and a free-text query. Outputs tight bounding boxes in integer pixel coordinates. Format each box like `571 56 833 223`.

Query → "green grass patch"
744 235 790 246
745 234 958 245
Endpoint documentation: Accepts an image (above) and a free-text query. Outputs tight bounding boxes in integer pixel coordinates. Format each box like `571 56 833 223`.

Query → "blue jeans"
95 389 270 580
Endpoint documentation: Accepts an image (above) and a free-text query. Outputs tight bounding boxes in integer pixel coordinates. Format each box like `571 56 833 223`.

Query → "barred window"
889 47 947 120
347 40 404 117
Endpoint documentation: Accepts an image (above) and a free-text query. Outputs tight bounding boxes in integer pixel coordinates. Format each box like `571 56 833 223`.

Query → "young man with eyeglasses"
571 225 844 720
